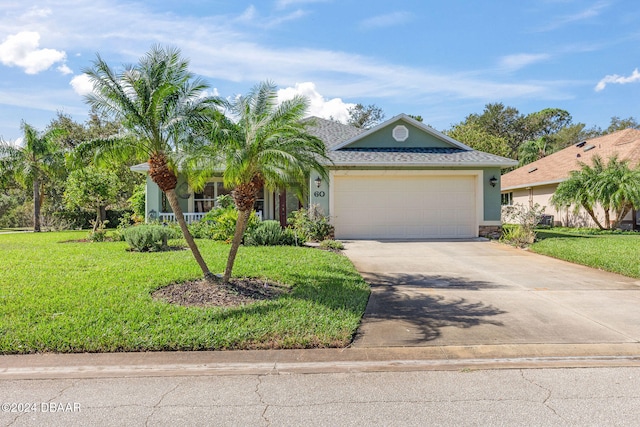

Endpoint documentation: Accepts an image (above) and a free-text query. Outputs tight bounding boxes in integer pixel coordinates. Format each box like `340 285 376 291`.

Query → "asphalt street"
2 367 640 426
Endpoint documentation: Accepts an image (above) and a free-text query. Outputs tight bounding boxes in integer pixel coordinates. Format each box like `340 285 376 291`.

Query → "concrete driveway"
343 240 640 348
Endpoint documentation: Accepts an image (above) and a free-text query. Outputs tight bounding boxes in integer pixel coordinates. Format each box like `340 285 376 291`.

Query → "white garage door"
332 174 477 239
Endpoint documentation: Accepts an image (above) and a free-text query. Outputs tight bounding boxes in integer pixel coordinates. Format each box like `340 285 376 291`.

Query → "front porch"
145 176 302 226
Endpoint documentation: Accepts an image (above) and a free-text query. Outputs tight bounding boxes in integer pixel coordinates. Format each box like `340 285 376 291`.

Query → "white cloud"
57 63 73 75
536 1 610 31
275 0 330 9
24 7 53 18
277 82 354 122
236 5 308 28
359 11 411 30
499 53 551 71
595 68 640 92
0 31 66 74
70 73 93 96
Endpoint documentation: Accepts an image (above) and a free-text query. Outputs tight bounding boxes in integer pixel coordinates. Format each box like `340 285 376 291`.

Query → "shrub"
319 239 344 250
245 221 284 246
501 203 546 247
128 183 146 219
87 220 109 242
122 225 174 252
188 205 260 242
288 206 334 242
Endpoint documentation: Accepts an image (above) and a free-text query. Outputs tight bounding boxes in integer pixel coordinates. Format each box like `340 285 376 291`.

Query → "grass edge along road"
0 231 369 354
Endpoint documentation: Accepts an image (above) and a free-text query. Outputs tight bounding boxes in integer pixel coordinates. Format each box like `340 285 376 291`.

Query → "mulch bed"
152 277 289 308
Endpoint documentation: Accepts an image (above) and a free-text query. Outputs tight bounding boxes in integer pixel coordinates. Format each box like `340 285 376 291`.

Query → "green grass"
531 229 640 278
0 231 370 354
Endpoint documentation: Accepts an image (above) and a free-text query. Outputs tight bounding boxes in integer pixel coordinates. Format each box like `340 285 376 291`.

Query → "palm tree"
0 122 65 231
82 45 221 281
206 81 329 284
551 155 640 230
551 167 605 230
594 156 640 228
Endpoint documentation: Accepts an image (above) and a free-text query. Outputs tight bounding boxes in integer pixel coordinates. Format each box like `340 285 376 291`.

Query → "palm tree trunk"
165 188 215 283
604 209 611 229
613 204 632 229
584 205 605 230
33 179 41 232
222 208 251 284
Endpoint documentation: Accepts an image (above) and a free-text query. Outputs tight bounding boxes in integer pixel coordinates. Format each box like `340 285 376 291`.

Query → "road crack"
520 369 566 423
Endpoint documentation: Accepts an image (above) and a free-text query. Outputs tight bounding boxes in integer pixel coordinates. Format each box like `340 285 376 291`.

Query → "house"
501 128 640 230
134 114 517 239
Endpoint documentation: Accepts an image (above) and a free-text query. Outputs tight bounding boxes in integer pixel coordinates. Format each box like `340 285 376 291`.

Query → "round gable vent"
392 125 409 142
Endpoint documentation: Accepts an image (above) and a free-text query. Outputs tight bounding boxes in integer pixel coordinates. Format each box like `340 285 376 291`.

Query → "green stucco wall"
483 168 502 222
345 122 452 149
309 170 330 216
145 174 189 220
145 176 162 220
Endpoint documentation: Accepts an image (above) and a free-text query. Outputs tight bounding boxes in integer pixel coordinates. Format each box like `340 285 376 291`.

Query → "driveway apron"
343 240 640 348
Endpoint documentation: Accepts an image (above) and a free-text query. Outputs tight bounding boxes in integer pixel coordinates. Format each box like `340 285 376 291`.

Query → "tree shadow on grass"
355 274 506 344
535 230 595 241
207 264 371 319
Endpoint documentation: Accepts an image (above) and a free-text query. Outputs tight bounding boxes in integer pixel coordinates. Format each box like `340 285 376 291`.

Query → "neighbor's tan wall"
509 184 632 227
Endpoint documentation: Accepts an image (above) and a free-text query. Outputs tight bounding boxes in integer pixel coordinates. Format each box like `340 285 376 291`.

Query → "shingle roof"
328 147 517 167
304 116 518 168
302 116 365 150
501 128 640 191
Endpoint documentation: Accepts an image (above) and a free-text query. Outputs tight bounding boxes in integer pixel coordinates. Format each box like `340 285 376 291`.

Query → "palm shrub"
82 45 222 281
194 81 329 283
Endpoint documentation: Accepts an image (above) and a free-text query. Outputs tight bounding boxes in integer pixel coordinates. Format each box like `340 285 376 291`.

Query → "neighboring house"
501 128 640 230
133 114 517 239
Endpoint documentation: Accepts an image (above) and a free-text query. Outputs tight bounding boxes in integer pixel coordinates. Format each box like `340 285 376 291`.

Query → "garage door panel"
333 174 477 239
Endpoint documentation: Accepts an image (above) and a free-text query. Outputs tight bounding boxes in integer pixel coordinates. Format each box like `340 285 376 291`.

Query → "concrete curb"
2 344 639 379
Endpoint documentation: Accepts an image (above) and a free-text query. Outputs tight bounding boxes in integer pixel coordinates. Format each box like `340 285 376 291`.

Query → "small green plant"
245 220 284 246
121 224 174 252
215 194 234 209
501 203 545 247
288 205 334 242
87 220 109 242
244 221 303 246
189 204 260 242
111 213 133 242
319 239 344 250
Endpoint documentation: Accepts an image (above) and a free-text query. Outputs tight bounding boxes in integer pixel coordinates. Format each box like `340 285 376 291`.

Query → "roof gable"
333 114 472 151
502 128 640 191
303 114 517 168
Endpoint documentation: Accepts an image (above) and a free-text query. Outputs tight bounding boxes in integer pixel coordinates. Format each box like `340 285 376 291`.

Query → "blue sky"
1 0 639 142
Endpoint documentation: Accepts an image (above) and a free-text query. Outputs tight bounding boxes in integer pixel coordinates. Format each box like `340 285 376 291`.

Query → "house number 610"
314 191 326 197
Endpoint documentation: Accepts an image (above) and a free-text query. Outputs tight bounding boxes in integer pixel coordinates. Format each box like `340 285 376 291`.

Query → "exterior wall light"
314 176 322 188
489 176 498 187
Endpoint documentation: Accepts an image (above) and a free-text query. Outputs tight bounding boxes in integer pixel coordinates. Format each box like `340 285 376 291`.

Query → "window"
194 181 231 213
501 192 513 206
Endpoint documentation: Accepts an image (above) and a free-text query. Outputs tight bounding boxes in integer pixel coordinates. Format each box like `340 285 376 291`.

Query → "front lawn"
531 229 640 278
0 231 369 354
